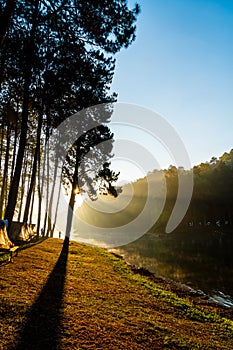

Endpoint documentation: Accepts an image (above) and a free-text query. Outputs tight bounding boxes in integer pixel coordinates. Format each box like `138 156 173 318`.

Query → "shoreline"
109 250 233 320
108 228 233 310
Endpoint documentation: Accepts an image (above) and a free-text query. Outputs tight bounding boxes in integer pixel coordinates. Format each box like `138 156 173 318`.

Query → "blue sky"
110 0 233 171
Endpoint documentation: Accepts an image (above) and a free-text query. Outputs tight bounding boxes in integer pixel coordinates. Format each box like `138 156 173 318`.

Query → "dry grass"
0 238 233 349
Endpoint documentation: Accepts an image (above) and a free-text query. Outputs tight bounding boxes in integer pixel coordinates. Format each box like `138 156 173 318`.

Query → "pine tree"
0 0 140 229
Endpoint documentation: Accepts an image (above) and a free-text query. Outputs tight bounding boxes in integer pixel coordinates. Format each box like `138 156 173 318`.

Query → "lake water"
113 230 233 307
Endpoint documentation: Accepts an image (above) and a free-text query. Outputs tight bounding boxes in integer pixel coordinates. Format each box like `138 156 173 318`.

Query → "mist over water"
72 171 166 247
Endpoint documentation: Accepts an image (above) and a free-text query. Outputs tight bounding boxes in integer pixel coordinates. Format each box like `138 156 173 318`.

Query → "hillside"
0 238 233 349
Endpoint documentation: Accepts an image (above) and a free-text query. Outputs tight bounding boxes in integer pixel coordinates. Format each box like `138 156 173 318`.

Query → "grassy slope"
0 238 233 349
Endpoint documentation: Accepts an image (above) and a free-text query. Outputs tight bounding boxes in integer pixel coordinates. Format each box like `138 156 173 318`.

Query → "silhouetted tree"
0 0 140 229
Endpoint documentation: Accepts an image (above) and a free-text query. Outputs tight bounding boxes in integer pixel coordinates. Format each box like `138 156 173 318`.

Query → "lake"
112 229 233 307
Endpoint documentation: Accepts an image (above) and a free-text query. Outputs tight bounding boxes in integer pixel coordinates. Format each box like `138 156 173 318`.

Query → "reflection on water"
210 292 233 308
113 230 233 307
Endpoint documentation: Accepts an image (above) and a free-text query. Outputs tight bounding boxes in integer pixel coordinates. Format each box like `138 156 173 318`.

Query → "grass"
0 238 233 349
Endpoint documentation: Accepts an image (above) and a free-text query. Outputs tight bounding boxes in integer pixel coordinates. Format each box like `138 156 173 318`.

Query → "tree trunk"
45 136 50 236
29 182 35 224
10 117 18 179
36 152 42 237
4 68 30 226
4 0 39 228
23 113 42 223
65 145 80 238
0 124 10 218
37 185 42 236
48 131 61 237
51 171 62 237
42 134 50 236
17 155 27 222
0 121 5 176
65 190 75 239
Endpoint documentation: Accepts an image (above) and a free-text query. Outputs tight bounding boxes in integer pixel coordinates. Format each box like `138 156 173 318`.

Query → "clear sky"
110 0 233 171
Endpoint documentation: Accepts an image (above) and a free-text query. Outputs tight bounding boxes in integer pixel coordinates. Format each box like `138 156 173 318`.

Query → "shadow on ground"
14 236 69 350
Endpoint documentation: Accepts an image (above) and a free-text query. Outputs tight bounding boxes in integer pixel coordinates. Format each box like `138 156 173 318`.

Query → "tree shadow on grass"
14 236 69 350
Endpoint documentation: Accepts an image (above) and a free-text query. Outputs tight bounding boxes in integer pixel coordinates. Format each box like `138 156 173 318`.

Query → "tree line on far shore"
75 149 233 235
149 149 233 233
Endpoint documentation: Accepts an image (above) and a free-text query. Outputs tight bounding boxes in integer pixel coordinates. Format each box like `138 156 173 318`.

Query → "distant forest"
127 149 233 233
77 149 233 235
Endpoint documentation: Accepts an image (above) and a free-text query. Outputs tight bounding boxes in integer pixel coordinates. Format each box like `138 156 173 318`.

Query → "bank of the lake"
1 238 233 349
113 229 233 308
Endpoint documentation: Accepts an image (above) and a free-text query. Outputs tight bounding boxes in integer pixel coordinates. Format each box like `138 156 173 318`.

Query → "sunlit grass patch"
0 238 233 349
